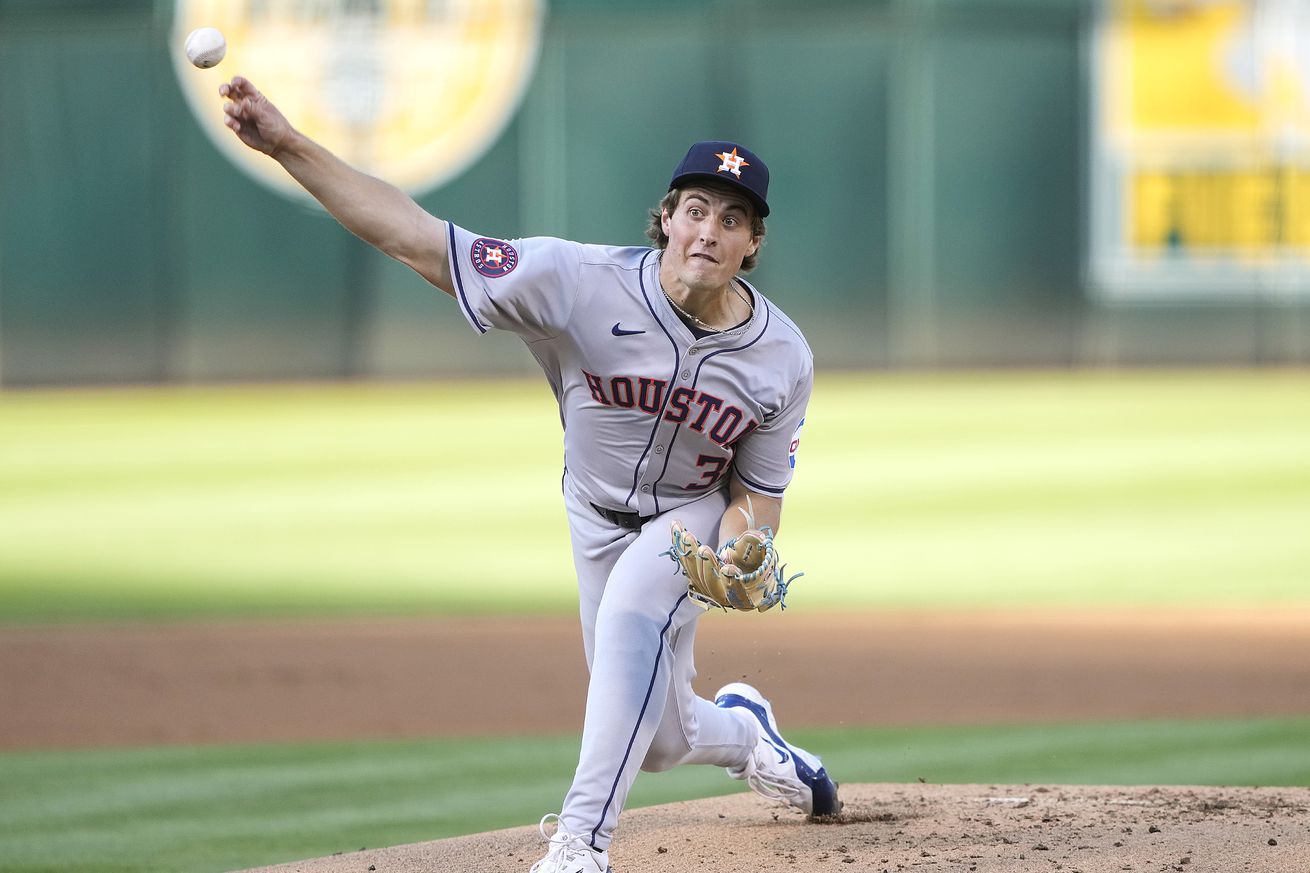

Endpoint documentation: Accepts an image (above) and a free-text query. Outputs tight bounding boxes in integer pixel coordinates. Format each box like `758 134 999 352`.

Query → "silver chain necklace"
663 284 753 333
663 290 723 332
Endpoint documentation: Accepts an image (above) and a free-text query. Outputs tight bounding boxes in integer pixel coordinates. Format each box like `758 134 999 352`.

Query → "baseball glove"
664 499 801 612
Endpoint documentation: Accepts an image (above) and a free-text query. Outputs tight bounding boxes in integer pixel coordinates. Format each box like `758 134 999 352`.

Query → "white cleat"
528 814 612 873
715 682 842 817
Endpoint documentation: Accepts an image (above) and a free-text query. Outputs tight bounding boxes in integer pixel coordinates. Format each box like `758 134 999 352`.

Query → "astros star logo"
715 147 750 178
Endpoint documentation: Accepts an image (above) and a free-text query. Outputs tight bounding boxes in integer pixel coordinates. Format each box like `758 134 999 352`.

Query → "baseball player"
219 75 839 873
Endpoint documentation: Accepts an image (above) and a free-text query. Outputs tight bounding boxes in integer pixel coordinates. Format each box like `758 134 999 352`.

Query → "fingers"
218 76 255 102
220 75 253 95
221 98 244 133
219 77 259 133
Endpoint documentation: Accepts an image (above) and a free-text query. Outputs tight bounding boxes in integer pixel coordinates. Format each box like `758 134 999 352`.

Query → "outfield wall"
1 0 1307 386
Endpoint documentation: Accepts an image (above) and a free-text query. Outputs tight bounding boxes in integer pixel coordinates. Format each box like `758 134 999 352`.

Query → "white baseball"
185 27 226 69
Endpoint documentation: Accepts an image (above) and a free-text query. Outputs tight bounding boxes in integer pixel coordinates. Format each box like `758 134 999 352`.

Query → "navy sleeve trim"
734 469 787 496
448 223 488 334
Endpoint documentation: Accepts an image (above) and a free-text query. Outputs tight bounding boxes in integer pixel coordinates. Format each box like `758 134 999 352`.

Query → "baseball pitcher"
220 75 839 873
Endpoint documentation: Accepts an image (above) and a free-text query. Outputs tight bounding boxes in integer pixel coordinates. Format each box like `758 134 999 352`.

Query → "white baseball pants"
557 473 756 850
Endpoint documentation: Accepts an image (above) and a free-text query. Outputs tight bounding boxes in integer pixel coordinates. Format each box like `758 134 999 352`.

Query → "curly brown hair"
645 182 767 273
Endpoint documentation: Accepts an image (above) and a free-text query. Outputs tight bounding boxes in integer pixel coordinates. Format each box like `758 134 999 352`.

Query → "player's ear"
746 235 761 258
661 208 673 237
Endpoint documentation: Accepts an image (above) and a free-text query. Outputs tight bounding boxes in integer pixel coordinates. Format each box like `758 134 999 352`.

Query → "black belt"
591 502 653 531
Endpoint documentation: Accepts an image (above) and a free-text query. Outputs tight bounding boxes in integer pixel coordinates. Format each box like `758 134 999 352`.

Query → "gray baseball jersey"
445 224 813 516
444 222 814 853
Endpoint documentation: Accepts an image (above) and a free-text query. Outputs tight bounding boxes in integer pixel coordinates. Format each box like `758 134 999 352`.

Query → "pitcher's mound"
238 783 1308 873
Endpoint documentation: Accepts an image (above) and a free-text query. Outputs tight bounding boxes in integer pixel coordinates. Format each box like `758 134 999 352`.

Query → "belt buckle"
591 502 643 531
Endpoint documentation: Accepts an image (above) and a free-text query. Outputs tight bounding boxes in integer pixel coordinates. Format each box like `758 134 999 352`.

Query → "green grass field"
2 717 1307 873
2 369 1307 621
1 370 1307 873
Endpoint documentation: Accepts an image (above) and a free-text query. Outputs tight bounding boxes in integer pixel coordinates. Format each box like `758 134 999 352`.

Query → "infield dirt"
3 609 1308 749
3 609 1308 873
239 784 1309 873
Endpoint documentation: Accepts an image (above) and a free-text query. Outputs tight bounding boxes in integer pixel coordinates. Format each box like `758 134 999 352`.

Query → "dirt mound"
237 783 1309 873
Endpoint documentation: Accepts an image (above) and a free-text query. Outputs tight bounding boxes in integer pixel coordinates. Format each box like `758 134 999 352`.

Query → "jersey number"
686 454 729 491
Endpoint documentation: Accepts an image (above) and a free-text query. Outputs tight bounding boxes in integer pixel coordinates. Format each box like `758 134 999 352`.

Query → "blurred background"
2 0 1307 387
1 1 1308 872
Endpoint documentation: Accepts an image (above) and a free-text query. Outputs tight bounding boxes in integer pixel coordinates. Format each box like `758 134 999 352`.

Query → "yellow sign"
1093 0 1310 296
171 0 545 200
1110 0 1259 135
1130 167 1310 254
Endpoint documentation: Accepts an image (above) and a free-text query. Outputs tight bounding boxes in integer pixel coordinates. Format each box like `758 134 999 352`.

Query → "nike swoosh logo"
769 741 790 764
611 323 645 337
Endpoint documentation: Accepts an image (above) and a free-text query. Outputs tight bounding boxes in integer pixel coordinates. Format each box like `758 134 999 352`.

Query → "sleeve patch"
788 417 805 469
471 238 519 278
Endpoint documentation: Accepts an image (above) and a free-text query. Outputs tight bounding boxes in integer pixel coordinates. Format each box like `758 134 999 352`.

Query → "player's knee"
597 601 670 631
641 710 696 772
640 736 688 773
593 607 671 658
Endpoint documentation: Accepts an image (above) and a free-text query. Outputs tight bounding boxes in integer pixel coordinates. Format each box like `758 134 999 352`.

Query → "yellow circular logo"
171 0 545 200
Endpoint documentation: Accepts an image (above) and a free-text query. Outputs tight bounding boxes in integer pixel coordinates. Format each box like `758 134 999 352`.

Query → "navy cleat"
715 682 842 818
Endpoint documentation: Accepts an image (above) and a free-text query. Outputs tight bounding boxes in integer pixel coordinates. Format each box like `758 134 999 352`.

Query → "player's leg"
639 616 756 772
556 486 732 851
526 479 635 872
563 480 633 671
637 499 843 818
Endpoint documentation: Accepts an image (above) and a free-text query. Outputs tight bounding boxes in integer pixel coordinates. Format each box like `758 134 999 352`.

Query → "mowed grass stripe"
1 371 1307 621
0 718 1307 873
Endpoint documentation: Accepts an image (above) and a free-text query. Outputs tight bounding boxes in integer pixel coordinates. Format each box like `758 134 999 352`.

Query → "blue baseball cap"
668 141 770 218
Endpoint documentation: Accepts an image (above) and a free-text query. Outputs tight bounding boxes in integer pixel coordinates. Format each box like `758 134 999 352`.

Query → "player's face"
660 187 760 294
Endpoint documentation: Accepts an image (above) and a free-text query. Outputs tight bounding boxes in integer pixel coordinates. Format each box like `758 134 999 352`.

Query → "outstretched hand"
216 74 455 297
219 76 293 158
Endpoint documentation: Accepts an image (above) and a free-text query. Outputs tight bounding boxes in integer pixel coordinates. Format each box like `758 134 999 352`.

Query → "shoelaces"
530 813 600 873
